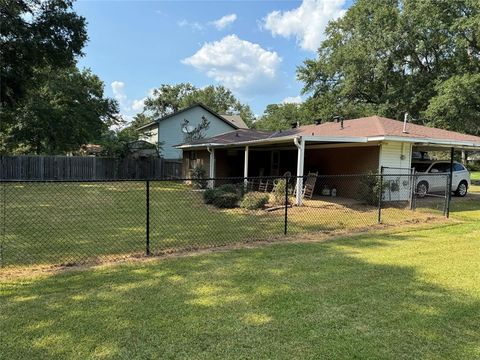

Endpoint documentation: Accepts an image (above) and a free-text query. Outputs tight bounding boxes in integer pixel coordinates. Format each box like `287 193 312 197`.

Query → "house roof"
220 114 248 129
136 103 249 131
290 116 480 142
184 129 274 146
176 116 480 149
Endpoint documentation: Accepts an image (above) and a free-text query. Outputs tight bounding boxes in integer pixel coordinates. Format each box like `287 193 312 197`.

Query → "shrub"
240 192 269 210
203 184 241 208
270 179 288 205
217 183 238 194
359 173 388 205
190 166 208 189
466 163 480 172
203 188 217 204
212 192 239 208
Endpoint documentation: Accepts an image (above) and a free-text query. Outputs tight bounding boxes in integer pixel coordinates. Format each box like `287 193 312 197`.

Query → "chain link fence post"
284 174 289 235
1 182 5 267
146 180 150 256
377 168 383 224
446 147 454 218
445 174 452 218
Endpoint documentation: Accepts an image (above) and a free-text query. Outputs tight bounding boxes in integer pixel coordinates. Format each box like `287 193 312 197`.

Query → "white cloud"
111 81 150 116
264 0 346 51
209 14 237 30
132 98 146 112
111 80 132 114
177 19 204 31
182 35 282 94
132 88 155 113
111 81 127 104
178 14 237 32
282 95 303 104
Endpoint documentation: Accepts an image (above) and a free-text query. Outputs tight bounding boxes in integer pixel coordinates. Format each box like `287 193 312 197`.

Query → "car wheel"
455 181 468 197
416 181 429 198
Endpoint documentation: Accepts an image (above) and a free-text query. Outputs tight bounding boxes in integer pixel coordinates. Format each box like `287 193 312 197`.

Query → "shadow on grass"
1 236 479 359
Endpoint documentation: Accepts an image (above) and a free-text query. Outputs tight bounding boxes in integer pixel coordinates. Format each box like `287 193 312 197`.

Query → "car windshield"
412 163 431 172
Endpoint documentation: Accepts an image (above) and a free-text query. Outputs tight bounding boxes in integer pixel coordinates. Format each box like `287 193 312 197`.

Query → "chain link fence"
0 173 451 268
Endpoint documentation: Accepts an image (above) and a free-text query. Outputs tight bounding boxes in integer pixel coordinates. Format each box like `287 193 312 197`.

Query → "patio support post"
294 136 305 206
207 147 215 188
244 146 249 187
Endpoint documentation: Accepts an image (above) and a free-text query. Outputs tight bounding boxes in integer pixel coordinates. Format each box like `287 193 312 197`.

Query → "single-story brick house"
176 116 480 204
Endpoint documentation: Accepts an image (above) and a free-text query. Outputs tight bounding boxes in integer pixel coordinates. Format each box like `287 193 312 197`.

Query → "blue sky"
74 0 351 120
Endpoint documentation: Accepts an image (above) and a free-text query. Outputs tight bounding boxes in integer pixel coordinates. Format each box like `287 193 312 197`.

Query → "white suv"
412 161 471 198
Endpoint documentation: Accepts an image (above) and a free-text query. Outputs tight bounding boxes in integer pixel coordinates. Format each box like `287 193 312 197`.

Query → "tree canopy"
97 113 163 158
1 0 87 108
254 103 311 131
2 66 119 154
0 0 120 154
296 0 480 134
143 83 255 127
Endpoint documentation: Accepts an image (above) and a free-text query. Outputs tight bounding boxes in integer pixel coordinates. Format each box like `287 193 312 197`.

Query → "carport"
412 142 480 217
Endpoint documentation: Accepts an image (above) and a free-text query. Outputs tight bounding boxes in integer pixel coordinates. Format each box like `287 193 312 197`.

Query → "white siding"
379 142 413 201
379 141 412 170
139 125 158 145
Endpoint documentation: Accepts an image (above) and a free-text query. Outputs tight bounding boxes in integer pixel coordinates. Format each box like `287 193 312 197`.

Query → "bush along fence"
0 173 451 268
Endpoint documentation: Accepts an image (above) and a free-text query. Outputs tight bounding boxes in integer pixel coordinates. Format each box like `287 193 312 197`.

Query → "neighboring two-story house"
137 103 248 159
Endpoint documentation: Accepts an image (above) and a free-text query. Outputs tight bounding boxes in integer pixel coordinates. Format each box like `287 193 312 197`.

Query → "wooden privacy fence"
0 156 183 180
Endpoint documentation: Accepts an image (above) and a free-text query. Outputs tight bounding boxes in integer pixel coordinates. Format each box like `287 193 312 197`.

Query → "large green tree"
424 74 480 135
0 0 87 108
255 103 311 131
1 0 120 154
97 113 161 158
2 66 119 154
143 83 255 127
297 0 480 134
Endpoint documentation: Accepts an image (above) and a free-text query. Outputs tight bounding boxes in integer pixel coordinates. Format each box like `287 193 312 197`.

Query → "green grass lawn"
1 188 479 359
1 181 445 267
0 182 284 266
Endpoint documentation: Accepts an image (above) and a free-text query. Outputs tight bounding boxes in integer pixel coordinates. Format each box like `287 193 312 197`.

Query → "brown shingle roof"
178 116 480 147
185 129 273 145
288 116 480 143
220 114 249 129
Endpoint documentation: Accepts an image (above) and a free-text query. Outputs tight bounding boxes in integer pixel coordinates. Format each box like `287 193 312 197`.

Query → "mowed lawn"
0 188 479 358
1 180 443 267
1 181 284 266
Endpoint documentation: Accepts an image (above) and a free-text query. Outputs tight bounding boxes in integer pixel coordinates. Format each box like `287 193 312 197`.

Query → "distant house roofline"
136 103 247 131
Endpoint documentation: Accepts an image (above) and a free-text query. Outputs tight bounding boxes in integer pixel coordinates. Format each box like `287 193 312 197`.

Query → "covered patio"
177 116 480 207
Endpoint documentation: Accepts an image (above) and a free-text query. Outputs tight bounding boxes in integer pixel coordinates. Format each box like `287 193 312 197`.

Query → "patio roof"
175 116 480 150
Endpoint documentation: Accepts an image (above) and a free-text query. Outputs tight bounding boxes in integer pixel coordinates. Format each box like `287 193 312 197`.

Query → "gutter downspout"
294 136 305 206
